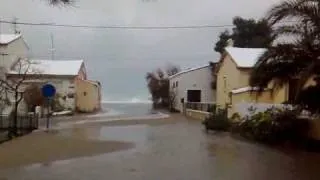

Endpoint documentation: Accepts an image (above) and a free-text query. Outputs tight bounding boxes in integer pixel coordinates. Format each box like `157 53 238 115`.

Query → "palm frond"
273 24 316 39
250 42 312 89
267 0 320 26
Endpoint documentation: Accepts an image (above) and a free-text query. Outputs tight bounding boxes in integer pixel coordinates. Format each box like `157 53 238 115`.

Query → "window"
83 92 87 96
67 93 75 98
176 81 178 87
172 82 175 88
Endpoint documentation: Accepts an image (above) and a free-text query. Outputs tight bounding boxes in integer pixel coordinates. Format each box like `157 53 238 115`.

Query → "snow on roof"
169 64 210 79
225 47 266 68
231 86 270 94
0 34 22 45
9 59 84 76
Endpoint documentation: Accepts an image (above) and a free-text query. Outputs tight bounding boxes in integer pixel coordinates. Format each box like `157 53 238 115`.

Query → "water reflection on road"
1 117 320 180
59 125 150 151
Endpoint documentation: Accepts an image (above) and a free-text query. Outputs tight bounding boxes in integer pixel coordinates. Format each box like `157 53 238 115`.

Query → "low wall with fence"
185 109 210 121
233 102 320 140
185 102 216 112
0 114 39 143
184 102 215 120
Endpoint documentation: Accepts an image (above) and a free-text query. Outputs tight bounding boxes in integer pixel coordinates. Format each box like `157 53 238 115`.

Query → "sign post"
41 84 56 132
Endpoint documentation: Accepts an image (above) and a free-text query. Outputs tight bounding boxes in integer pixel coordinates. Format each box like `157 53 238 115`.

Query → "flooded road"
1 115 320 180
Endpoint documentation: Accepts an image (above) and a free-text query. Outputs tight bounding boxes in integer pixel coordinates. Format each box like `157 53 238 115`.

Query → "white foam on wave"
57 112 169 128
87 108 123 117
102 97 152 104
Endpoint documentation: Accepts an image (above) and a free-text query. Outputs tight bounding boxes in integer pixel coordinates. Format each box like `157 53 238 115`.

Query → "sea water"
94 102 155 118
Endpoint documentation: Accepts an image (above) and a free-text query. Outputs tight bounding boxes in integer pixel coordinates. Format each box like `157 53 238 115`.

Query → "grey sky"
0 0 282 102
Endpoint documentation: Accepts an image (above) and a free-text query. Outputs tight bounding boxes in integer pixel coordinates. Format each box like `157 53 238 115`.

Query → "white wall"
6 76 77 114
0 38 28 71
169 66 215 112
47 78 76 110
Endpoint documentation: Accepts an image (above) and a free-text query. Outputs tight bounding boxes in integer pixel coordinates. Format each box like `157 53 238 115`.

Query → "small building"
215 47 288 116
169 64 216 112
75 79 101 113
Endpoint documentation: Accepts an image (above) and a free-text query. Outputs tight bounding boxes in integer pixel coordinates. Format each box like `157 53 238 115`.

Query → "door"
187 90 201 102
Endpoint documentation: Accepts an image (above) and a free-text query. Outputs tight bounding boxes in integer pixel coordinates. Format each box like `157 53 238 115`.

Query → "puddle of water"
92 125 149 144
58 125 149 146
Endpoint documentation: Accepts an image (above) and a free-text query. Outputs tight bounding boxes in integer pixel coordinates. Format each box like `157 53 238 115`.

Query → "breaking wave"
102 97 152 104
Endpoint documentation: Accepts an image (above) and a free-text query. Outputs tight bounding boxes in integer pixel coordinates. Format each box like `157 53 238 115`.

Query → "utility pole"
0 17 2 36
0 18 3 74
12 17 20 34
49 33 55 60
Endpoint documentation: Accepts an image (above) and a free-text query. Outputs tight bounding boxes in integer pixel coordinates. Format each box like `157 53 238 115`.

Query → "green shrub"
234 107 310 144
203 108 230 132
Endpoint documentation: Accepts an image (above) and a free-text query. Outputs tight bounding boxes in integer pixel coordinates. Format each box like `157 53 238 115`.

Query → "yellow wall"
304 76 317 88
238 69 251 87
231 91 273 104
271 86 288 104
216 54 240 108
75 79 101 113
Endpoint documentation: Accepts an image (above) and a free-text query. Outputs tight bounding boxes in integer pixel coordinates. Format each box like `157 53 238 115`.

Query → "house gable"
216 54 241 107
0 36 28 71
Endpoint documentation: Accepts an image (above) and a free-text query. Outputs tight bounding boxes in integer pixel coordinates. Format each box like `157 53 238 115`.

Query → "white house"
7 59 87 112
0 34 28 72
169 64 216 112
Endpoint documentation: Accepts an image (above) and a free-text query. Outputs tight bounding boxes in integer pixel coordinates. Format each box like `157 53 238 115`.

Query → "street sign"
42 84 56 98
41 83 56 132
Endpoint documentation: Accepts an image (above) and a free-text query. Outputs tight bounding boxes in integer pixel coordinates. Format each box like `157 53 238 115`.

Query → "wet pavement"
1 115 320 180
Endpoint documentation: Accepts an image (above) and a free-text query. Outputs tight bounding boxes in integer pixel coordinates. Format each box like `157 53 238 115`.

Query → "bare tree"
166 64 181 77
24 84 45 112
0 58 35 136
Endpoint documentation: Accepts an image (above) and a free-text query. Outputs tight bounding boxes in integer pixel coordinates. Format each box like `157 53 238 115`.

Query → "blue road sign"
42 84 56 98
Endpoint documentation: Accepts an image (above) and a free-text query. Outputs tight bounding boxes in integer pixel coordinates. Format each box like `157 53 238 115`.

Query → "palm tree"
250 0 320 108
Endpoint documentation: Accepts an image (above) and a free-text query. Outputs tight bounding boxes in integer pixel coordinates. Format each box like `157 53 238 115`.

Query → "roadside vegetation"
145 65 180 111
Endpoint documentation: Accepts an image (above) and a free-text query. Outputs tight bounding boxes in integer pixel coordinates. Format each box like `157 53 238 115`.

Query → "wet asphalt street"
1 115 320 180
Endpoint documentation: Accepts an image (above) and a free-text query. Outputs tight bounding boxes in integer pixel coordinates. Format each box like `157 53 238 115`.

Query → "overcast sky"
0 0 282 102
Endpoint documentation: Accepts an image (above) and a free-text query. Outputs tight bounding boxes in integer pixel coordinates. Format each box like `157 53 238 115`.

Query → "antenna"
50 33 55 60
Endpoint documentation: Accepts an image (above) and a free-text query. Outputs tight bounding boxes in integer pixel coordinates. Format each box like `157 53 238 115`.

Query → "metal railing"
185 102 216 113
0 114 39 143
